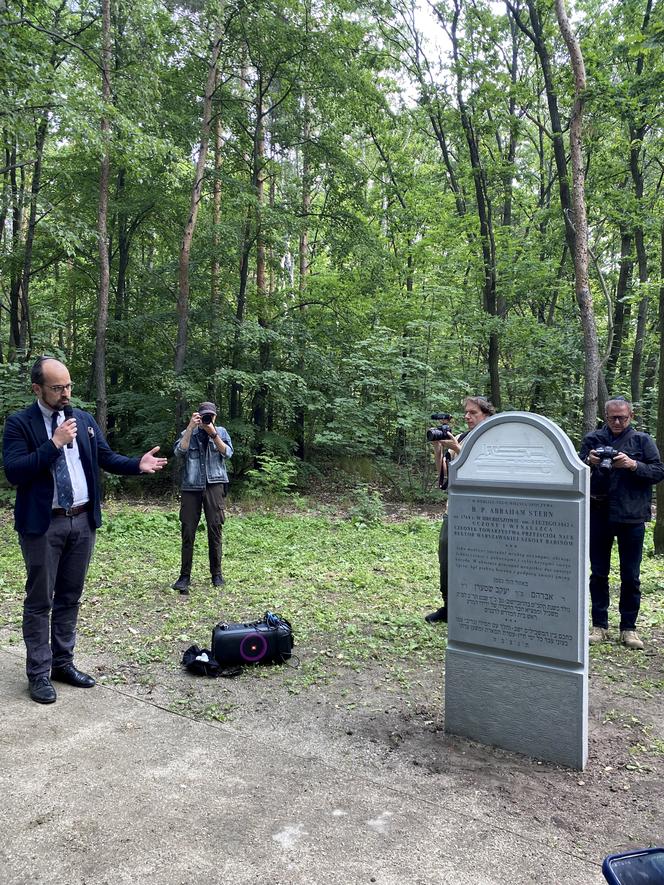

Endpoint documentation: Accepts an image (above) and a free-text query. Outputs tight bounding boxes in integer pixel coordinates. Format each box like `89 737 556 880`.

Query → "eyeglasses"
44 383 73 393
606 414 629 423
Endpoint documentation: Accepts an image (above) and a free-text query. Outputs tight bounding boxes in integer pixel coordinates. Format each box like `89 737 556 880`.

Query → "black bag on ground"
181 644 243 678
212 611 294 666
182 645 222 677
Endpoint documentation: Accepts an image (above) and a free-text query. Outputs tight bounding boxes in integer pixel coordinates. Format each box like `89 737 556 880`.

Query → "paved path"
0 649 604 885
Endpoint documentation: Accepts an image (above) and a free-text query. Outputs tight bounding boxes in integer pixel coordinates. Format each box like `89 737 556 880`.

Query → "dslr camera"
427 412 454 443
594 445 619 473
201 413 214 425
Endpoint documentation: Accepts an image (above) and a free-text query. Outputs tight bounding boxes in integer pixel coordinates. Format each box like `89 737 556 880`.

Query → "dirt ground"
86 616 664 867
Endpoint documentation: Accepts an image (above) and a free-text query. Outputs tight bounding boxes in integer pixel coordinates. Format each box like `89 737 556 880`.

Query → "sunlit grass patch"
0 504 446 681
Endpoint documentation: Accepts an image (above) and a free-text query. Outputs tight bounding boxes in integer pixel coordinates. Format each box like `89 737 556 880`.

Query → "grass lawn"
0 499 662 688
0 502 448 683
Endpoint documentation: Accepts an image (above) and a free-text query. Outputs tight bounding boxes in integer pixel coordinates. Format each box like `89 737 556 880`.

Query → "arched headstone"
445 412 589 769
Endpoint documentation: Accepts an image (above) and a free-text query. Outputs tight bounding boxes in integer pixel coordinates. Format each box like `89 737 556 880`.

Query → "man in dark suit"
2 356 167 703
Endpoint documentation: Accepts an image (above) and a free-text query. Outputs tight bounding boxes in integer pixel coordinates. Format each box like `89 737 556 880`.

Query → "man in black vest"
579 397 664 650
3 356 167 703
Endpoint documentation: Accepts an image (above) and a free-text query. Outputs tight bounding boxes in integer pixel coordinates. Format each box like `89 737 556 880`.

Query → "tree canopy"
1 0 663 500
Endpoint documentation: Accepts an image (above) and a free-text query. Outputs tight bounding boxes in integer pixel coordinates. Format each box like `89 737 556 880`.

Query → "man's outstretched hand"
139 446 168 474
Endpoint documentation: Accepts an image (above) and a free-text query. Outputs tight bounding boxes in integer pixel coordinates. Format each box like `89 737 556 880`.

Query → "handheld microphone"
63 405 74 448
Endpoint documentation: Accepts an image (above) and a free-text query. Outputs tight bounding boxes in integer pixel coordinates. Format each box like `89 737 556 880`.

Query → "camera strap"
439 456 449 490
439 431 469 490
439 447 457 490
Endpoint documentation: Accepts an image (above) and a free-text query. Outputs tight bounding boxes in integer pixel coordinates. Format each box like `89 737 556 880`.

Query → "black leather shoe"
51 664 96 688
425 606 448 624
173 575 190 594
29 675 57 704
211 574 225 587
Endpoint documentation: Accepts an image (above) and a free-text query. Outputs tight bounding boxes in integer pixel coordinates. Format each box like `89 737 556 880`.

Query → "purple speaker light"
239 632 268 663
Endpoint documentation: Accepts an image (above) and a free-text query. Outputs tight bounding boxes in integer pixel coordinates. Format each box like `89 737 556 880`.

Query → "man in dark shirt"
579 397 664 650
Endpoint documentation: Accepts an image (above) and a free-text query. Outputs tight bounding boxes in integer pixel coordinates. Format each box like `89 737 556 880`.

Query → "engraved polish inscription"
451 495 580 660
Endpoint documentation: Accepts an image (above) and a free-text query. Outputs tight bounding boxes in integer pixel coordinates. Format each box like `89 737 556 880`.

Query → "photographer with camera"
172 402 233 595
425 395 496 624
579 397 664 649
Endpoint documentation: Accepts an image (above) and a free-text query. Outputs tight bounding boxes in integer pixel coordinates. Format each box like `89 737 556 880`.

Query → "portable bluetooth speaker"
212 612 294 666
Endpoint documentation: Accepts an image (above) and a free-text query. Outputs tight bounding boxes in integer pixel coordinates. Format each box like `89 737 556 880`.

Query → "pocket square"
87 426 95 438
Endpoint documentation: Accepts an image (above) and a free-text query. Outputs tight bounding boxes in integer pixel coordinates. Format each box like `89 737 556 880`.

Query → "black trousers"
438 515 449 606
589 506 645 631
179 483 225 578
19 512 96 679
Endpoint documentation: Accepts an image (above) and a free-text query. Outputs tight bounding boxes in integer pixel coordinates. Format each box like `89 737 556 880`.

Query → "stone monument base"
445 647 587 769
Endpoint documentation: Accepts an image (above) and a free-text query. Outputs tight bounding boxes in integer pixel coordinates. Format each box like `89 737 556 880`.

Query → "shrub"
244 454 298 501
348 484 385 524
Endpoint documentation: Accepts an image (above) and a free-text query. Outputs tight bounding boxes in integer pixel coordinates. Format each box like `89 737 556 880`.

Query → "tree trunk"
501 14 519 231
230 208 252 421
8 0 67 358
605 228 633 391
93 0 112 434
251 81 269 435
507 0 576 257
0 136 10 244
554 0 600 432
17 114 50 356
641 350 657 432
654 220 664 554
295 100 311 459
450 0 501 408
175 23 224 424
108 167 129 446
211 68 223 313
17 1 68 355
8 140 26 356
629 136 649 406
628 0 654 406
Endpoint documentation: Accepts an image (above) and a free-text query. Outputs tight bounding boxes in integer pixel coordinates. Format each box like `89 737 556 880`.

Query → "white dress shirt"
38 400 90 508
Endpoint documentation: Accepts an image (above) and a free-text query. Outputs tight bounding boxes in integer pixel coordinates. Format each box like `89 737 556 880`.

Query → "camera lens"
427 426 451 442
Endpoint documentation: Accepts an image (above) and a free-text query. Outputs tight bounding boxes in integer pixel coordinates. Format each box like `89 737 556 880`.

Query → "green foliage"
244 454 298 501
0 488 16 508
98 508 180 539
0 363 33 419
0 0 662 535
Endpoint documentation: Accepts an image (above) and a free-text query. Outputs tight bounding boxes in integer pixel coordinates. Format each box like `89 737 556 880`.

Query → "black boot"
173 575 191 594
425 606 447 624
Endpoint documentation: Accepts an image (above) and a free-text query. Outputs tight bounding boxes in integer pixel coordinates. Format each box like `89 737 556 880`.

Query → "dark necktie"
51 411 74 510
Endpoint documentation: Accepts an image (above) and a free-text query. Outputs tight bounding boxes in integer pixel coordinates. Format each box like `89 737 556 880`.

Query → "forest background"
1 0 663 540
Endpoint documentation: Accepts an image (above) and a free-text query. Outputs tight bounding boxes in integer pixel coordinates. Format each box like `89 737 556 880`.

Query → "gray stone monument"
444 412 589 769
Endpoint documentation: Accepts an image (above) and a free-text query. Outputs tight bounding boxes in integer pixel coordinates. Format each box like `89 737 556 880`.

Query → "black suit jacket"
3 401 141 535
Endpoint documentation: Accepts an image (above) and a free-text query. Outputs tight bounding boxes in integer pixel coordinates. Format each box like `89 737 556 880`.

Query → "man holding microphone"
3 356 167 703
